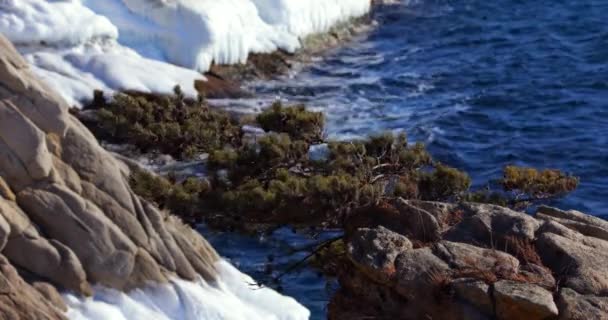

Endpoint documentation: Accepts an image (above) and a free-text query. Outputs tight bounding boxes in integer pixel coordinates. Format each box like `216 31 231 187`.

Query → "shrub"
86 91 577 230
501 165 579 199
87 87 240 159
418 164 472 201
129 169 209 221
462 190 509 207
463 166 578 208
309 239 347 276
256 101 324 142
208 147 238 169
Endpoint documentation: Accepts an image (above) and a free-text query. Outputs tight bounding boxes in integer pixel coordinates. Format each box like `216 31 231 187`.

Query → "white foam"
0 0 371 106
64 259 310 320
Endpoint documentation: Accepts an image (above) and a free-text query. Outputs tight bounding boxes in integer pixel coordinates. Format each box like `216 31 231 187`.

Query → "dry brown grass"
452 253 518 285
454 267 499 285
440 209 464 229
427 269 454 301
503 236 542 265
506 271 545 286
383 264 397 278
410 239 433 249
451 250 554 288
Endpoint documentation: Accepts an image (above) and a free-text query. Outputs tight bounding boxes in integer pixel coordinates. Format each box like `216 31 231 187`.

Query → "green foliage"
129 169 209 220
89 90 577 229
89 87 240 159
129 168 174 204
208 147 238 169
256 101 324 142
418 164 472 201
462 190 509 207
206 125 466 224
501 166 579 199
209 132 309 183
308 239 347 276
462 166 579 208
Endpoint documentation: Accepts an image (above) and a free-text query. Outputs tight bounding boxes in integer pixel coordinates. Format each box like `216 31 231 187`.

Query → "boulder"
0 35 69 136
347 226 412 283
393 247 450 299
451 278 493 316
346 199 441 242
4 236 90 295
17 183 138 289
519 263 556 290
166 215 219 281
493 280 558 320
539 219 608 251
335 199 608 320
444 203 540 246
0 100 52 180
557 287 608 320
390 198 442 241
404 200 458 229
537 205 608 241
0 255 67 320
434 241 520 277
536 232 608 295
0 139 34 192
32 282 68 312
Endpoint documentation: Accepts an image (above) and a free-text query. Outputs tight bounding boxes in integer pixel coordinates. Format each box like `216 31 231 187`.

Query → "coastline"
1 1 608 319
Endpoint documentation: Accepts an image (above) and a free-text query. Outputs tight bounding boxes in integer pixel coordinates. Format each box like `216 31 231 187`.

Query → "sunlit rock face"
0 34 309 320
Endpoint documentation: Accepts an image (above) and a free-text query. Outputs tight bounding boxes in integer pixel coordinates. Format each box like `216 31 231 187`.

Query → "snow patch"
64 259 310 320
0 0 117 46
252 0 371 36
0 0 370 105
22 42 204 106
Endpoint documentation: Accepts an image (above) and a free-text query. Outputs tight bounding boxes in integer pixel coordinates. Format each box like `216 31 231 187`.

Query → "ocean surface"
209 1 608 318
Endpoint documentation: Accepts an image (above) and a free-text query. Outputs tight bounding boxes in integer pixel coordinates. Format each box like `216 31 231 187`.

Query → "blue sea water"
209 1 608 318
254 0 608 217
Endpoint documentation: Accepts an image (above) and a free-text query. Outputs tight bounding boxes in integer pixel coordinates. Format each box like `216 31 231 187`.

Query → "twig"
272 235 344 282
370 174 385 184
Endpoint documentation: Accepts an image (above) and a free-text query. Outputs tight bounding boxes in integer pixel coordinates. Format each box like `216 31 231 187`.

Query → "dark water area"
200 226 340 319
209 1 608 319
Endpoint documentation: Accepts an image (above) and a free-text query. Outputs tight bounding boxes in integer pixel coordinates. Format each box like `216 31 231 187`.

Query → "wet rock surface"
331 201 608 320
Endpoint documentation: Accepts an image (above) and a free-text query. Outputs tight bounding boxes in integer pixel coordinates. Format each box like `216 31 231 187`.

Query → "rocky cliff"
0 34 219 318
331 200 608 320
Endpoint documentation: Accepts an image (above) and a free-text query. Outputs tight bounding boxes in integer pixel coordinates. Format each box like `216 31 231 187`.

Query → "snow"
0 0 370 106
0 0 117 45
65 259 310 320
252 0 371 36
22 42 205 106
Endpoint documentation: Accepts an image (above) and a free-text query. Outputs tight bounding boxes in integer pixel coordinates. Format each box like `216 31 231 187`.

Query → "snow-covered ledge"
0 0 372 106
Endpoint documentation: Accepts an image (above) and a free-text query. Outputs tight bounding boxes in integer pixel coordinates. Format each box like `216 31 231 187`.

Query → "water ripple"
251 0 608 216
